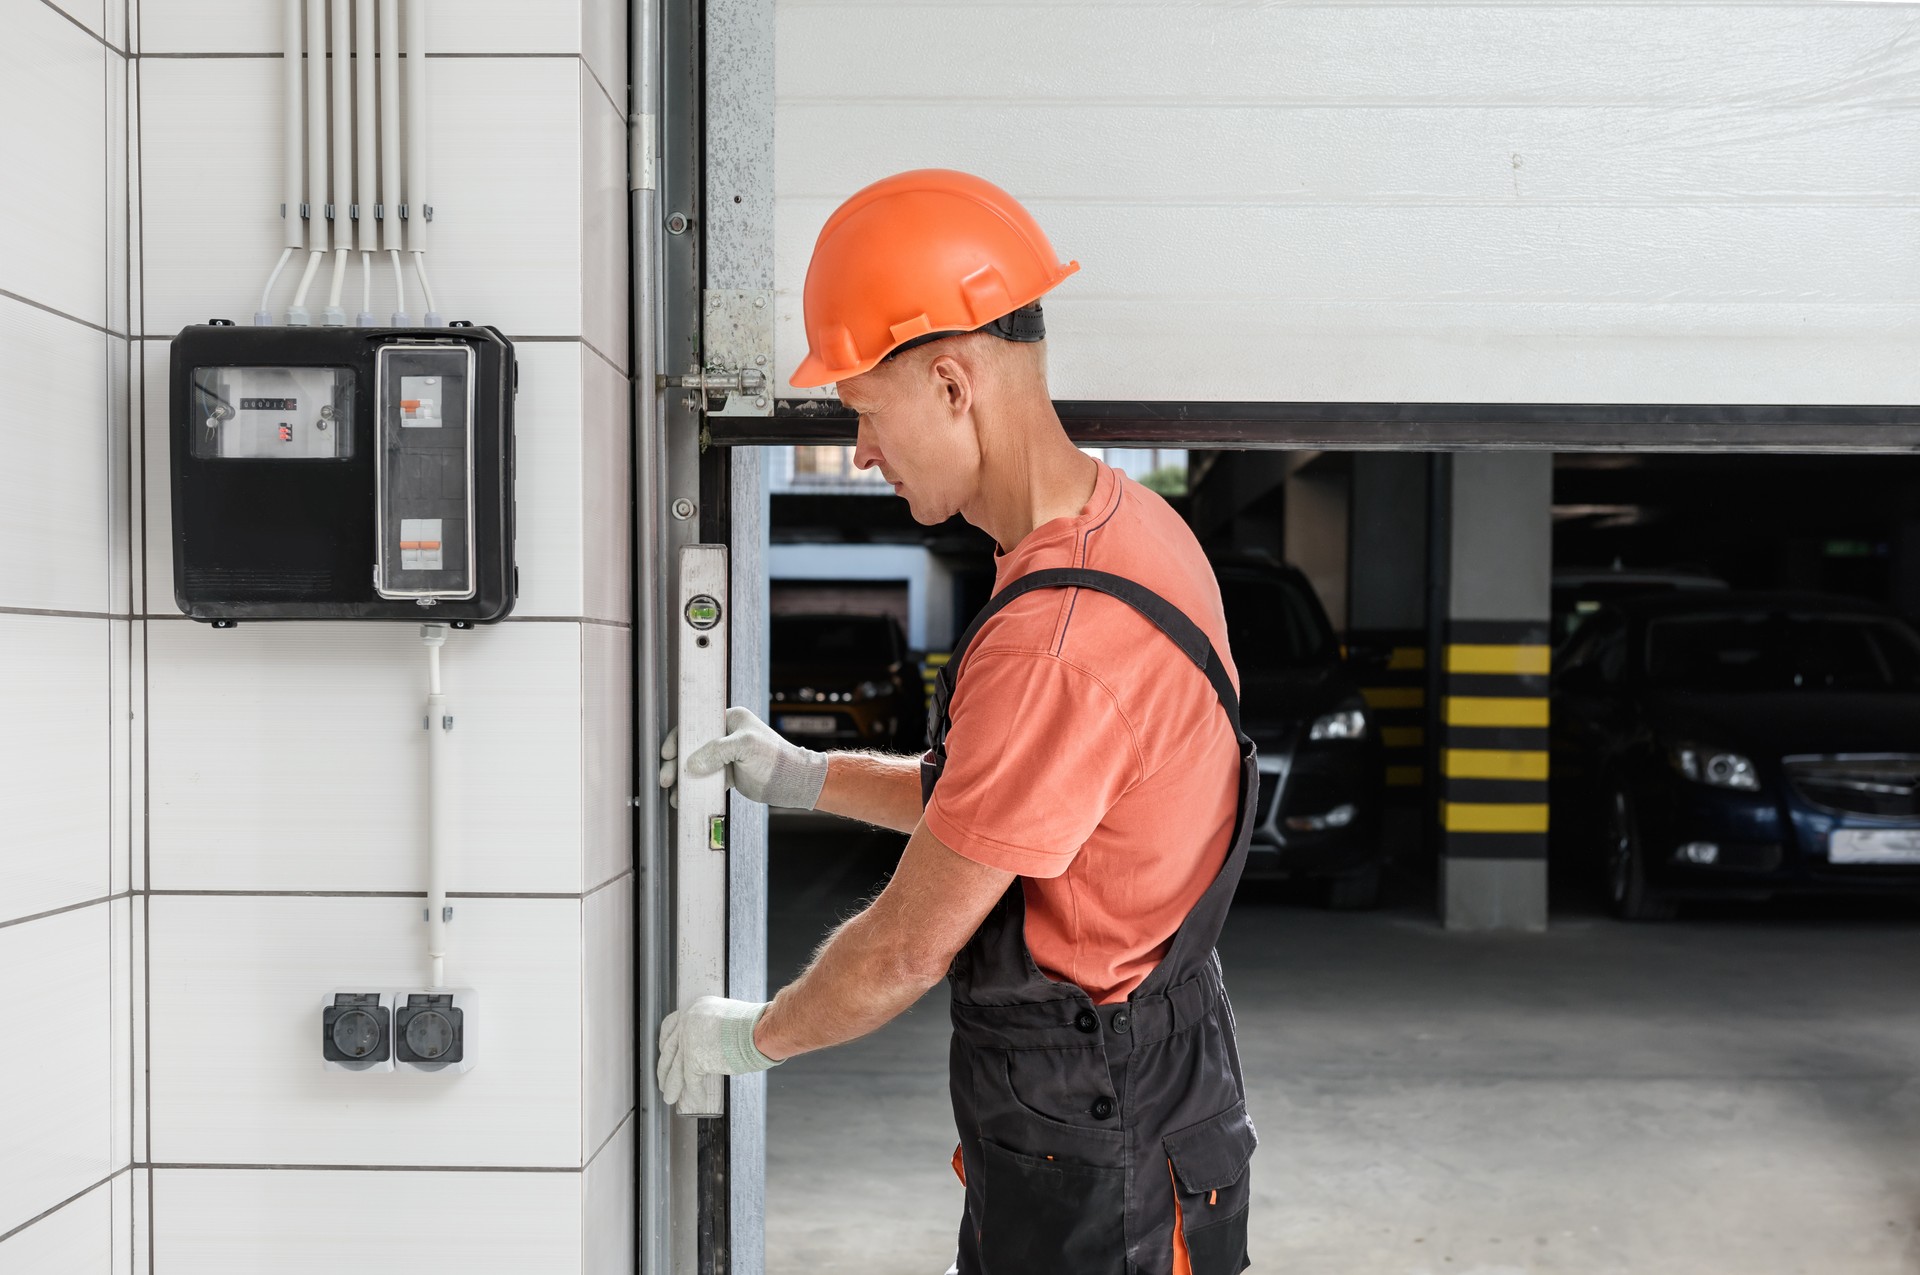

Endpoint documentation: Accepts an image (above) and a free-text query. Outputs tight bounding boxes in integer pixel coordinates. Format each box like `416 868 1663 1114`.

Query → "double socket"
321 987 477 1074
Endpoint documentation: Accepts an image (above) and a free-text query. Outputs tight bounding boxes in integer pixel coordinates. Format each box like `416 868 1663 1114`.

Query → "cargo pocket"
978 1137 1127 1275
1164 1101 1257 1275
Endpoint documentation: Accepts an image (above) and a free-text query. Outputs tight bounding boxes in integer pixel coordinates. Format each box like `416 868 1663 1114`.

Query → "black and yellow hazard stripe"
921 651 950 710
1441 619 1550 859
1348 628 1427 797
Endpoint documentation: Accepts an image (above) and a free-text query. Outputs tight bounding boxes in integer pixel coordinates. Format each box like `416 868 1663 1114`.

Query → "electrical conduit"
354 0 378 324
288 0 330 324
379 0 408 323
403 0 440 325
323 0 353 324
258 0 307 324
422 624 451 988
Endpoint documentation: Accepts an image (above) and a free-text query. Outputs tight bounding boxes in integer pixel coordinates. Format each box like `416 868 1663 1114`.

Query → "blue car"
1550 591 1920 920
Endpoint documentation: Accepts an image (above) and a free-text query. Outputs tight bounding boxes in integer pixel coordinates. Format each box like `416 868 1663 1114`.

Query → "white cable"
256 246 294 325
360 251 373 324
324 247 349 316
287 249 324 325
280 0 304 253
389 247 409 325
412 251 437 317
353 0 378 324
304 0 328 256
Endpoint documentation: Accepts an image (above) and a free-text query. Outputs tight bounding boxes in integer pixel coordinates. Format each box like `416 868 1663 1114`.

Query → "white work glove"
657 995 784 1109
658 705 830 811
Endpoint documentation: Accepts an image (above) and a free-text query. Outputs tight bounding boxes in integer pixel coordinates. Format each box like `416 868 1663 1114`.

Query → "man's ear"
928 352 973 418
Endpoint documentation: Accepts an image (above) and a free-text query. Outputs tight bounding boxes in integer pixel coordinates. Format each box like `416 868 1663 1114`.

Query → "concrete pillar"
1439 453 1553 932
1346 454 1430 799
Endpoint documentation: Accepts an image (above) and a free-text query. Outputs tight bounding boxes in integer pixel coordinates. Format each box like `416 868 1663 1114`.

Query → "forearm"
813 750 925 834
752 902 943 1061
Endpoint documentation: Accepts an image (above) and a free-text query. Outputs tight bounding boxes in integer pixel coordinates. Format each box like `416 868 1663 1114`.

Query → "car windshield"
1218 574 1336 678
772 615 897 665
1643 611 1920 693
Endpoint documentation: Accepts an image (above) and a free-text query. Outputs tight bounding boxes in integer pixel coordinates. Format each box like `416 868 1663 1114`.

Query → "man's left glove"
657 995 785 1110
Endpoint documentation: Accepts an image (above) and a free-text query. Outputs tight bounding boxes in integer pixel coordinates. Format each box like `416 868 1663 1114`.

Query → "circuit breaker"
169 322 516 623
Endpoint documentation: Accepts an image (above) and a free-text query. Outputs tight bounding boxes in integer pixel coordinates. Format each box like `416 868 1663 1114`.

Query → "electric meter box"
168 323 516 623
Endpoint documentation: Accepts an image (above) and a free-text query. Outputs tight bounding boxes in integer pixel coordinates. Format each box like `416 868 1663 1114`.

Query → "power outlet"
322 990 394 1072
391 988 477 1074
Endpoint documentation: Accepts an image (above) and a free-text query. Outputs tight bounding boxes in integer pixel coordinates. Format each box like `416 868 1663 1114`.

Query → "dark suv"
1214 554 1387 908
769 613 928 753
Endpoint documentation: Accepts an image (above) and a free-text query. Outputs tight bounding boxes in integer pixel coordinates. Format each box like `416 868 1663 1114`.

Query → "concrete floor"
764 814 1920 1274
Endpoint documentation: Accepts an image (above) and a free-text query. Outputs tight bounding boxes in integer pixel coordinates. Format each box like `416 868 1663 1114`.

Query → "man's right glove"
658 705 831 810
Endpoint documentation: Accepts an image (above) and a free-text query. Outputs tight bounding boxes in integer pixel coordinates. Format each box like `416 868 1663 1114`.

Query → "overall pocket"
978 1137 1127 1275
1164 1100 1258 1275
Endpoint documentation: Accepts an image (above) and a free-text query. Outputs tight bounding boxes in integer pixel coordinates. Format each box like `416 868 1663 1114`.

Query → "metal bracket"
694 288 773 417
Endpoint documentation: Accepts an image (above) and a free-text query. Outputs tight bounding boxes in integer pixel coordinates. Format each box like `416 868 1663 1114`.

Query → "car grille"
1784 755 1920 818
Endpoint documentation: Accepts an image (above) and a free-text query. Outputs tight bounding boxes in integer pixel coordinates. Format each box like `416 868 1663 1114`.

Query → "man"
657 169 1259 1275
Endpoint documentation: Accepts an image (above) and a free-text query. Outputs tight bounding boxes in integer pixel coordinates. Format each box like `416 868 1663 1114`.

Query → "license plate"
778 714 836 736
1829 828 1920 864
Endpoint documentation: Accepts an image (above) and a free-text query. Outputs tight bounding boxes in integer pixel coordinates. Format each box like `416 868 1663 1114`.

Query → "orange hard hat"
789 169 1079 389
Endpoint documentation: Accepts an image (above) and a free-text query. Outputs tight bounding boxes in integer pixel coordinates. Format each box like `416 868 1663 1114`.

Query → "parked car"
1551 564 1726 649
1213 553 1387 908
1550 591 1920 919
769 613 927 752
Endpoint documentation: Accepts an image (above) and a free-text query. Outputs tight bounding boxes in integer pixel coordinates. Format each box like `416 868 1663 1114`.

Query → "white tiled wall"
773 0 1920 405
0 1 634 1268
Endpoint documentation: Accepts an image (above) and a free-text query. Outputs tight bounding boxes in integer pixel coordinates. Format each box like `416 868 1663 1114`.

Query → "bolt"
754 355 767 367
754 396 767 408
709 294 722 309
753 295 766 309
672 498 697 520
665 212 689 235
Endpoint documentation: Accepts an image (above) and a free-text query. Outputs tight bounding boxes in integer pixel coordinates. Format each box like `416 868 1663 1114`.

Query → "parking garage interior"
756 443 1920 1273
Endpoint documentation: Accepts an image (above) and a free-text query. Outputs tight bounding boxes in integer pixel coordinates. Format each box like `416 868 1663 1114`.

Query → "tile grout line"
0 892 135 933
135 35 153 1273
0 287 127 340
0 1166 133 1247
585 1107 636 1172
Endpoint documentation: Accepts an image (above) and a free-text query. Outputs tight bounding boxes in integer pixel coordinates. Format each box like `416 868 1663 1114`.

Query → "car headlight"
853 680 891 702
1667 743 1760 791
1308 708 1368 741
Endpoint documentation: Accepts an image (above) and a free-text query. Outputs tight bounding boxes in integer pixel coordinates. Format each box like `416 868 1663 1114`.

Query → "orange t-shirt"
923 460 1242 1004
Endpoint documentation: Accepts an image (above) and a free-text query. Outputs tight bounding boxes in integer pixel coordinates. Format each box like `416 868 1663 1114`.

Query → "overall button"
1110 1009 1131 1034
1074 1009 1099 1034
1090 1096 1115 1120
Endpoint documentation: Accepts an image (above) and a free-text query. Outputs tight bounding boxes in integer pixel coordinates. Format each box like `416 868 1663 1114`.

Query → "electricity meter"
169 322 516 623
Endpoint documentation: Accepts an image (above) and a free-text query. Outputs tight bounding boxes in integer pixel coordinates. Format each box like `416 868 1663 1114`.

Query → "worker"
656 169 1259 1275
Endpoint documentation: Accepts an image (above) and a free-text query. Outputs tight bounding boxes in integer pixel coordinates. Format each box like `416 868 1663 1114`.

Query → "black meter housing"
169 323 516 623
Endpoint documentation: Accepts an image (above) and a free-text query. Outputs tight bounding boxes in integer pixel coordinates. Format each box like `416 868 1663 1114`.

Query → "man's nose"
851 423 882 472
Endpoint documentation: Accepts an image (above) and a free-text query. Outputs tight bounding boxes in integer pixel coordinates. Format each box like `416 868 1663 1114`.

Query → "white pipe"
323 0 352 323
422 625 451 988
354 0 377 323
378 0 402 255
304 0 328 254
403 0 440 324
289 0 329 323
280 0 304 253
261 0 304 324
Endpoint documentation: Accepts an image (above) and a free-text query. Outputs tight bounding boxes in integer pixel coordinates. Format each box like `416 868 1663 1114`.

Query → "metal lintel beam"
709 399 1920 453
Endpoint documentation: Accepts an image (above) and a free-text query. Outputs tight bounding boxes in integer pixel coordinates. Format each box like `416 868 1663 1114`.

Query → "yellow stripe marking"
1447 644 1551 675
1385 766 1425 787
1380 726 1425 750
1443 802 1550 833
1362 687 1424 710
1446 696 1549 727
1444 748 1549 780
1388 647 1426 671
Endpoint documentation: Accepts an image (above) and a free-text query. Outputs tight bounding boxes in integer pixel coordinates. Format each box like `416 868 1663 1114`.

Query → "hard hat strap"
881 302 1047 364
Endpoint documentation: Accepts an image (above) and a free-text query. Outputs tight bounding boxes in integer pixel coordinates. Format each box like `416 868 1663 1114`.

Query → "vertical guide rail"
629 0 670 1266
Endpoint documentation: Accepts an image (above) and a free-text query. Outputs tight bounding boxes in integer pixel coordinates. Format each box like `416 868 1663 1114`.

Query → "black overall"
922 569 1260 1275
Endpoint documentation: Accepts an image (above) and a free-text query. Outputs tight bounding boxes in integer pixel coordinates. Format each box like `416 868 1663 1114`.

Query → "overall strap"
929 567 1241 744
